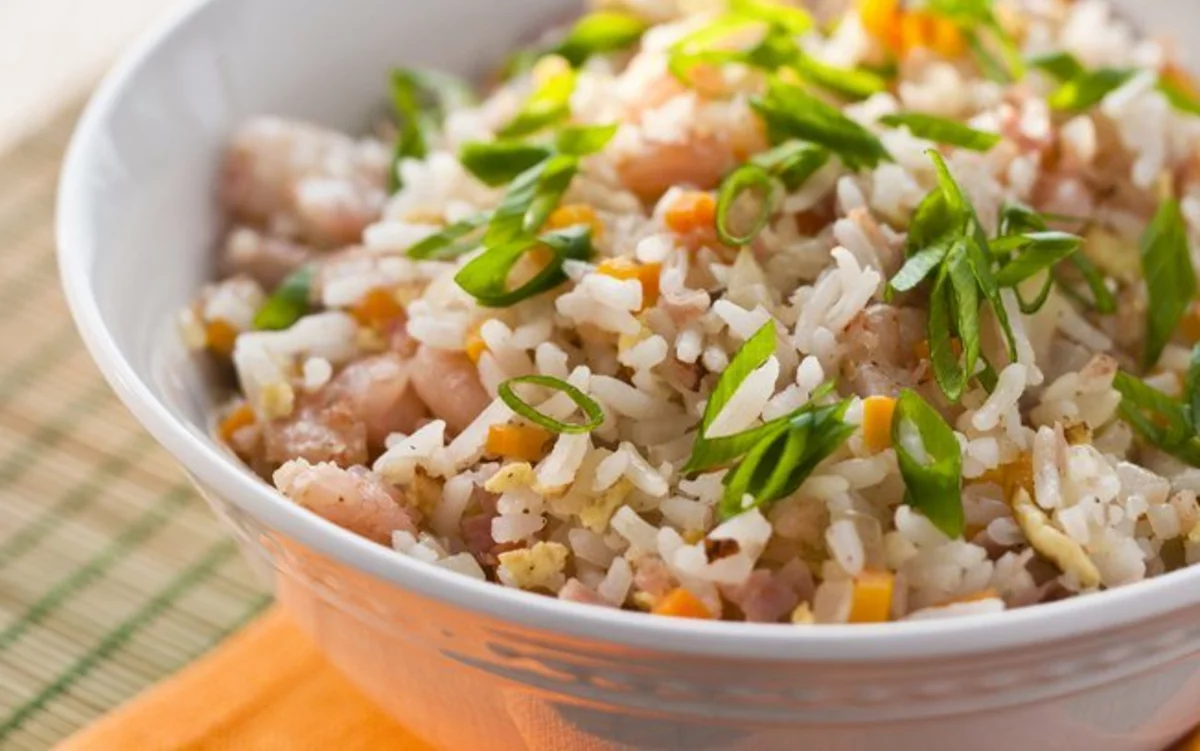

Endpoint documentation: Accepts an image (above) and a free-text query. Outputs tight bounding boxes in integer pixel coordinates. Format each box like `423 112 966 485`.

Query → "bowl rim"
56 0 1200 662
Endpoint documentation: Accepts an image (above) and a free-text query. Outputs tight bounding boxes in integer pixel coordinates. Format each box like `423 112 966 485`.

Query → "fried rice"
183 0 1200 624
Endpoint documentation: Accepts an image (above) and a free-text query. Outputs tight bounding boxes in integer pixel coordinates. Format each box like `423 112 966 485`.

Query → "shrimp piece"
618 133 753 203
274 460 417 545
409 345 491 434
614 59 766 202
222 117 389 247
321 353 430 450
263 402 369 469
839 304 928 398
221 226 315 290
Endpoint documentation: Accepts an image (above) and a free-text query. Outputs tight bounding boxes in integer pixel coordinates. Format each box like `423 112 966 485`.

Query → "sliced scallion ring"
716 164 776 246
454 225 592 307
498 375 605 434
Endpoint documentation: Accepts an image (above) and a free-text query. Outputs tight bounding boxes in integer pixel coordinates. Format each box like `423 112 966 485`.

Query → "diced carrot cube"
464 325 487 364
847 570 895 623
858 0 904 53
899 11 934 55
596 258 662 309
218 403 256 443
927 15 965 57
546 203 604 240
862 395 898 454
205 318 239 357
651 587 715 619
350 287 405 331
486 424 552 462
664 191 717 235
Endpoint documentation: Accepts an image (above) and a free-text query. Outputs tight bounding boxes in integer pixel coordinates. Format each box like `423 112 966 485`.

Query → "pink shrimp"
263 402 369 469
222 117 389 248
614 56 767 202
408 344 491 434
221 226 315 290
840 304 929 398
273 460 418 545
320 353 429 450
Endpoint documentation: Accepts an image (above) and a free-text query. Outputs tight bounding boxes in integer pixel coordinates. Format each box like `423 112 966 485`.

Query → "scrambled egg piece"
1012 489 1101 589
497 542 570 591
577 479 632 533
260 382 295 420
484 462 538 493
790 602 815 625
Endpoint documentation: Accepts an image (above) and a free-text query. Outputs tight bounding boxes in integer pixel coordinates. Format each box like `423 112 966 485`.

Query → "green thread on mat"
0 432 155 570
0 486 193 652
0 380 113 482
0 328 80 400
0 541 268 741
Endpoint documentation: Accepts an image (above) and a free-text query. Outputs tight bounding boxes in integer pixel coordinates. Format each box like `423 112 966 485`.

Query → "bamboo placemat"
0 105 272 750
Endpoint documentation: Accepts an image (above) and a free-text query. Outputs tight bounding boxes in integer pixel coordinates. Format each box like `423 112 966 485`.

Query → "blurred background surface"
0 0 171 151
0 3 272 748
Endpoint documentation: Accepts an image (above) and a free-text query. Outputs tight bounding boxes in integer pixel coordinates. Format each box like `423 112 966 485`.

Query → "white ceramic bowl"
57 1 1200 748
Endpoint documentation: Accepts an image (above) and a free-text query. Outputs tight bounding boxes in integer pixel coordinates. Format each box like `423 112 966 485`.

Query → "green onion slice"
555 123 620 156
459 141 554 187
1161 77 1200 116
454 225 592 307
879 112 1001 152
992 231 1082 286
1057 252 1117 315
486 155 580 245
554 11 649 68
388 69 476 193
716 164 776 246
1114 370 1200 466
499 68 577 139
718 399 854 520
253 266 314 331
892 389 964 538
405 213 490 261
750 141 830 190
750 77 891 169
790 54 887 101
1028 51 1086 82
730 0 814 33
1142 199 1196 368
498 374 605 434
1049 67 1136 111
684 322 777 472
1014 270 1055 315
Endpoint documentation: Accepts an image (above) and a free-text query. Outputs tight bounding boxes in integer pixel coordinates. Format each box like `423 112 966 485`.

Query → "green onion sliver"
406 213 490 261
455 225 593 307
253 266 314 331
879 112 1001 152
498 375 605 434
716 164 775 246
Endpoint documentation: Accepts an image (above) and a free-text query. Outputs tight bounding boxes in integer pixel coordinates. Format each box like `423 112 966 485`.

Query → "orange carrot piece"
546 203 604 240
847 570 895 624
205 318 239 357
486 424 552 462
596 258 663 309
862 396 898 454
218 403 257 444
351 288 405 331
464 326 487 364
664 192 717 235
652 587 714 619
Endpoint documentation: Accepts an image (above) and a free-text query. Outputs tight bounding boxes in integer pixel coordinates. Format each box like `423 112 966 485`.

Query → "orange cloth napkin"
55 605 1200 751
58 607 431 751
